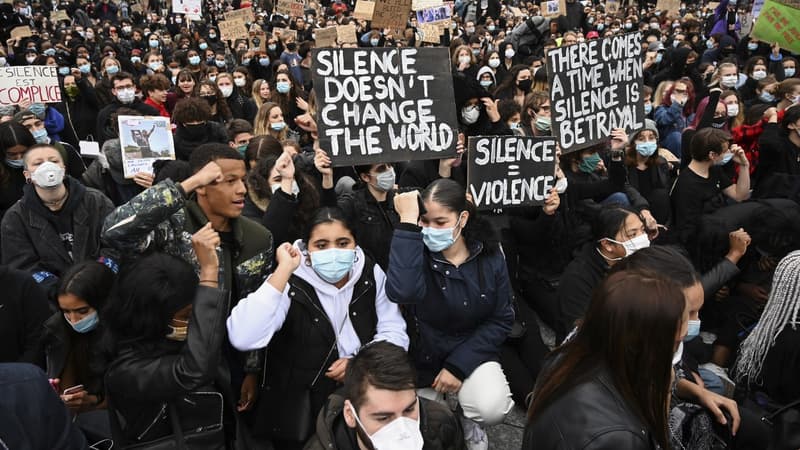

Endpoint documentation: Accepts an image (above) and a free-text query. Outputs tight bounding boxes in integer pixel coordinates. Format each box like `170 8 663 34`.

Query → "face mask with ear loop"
597 233 650 261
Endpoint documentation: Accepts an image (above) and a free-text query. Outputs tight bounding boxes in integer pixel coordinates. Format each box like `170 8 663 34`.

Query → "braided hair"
735 251 800 386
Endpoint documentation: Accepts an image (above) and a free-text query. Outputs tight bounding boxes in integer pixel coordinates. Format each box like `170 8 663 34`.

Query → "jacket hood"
477 66 496 84
293 239 366 296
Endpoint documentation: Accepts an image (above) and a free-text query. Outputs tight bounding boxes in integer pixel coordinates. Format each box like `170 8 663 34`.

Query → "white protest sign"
172 0 201 17
118 116 176 178
0 66 62 106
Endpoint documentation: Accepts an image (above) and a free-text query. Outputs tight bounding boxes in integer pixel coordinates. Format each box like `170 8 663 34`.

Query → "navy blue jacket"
385 225 514 385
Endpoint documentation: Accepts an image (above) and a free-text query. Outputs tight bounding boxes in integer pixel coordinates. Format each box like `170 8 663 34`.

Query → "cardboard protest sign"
605 0 619 15
336 24 358 44
416 4 451 25
468 136 557 210
131 3 144 13
172 0 201 17
540 0 565 18
353 0 376 19
315 26 338 47
225 7 254 22
250 32 267 51
656 0 681 13
219 18 249 41
547 32 645 153
419 23 441 43
118 116 175 178
372 0 412 29
411 0 441 11
276 0 305 17
508 6 524 17
10 26 32 40
51 9 70 22
0 66 62 106
752 0 800 55
312 47 458 166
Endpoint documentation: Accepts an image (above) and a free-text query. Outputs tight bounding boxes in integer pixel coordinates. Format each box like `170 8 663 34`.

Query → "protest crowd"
2 0 800 448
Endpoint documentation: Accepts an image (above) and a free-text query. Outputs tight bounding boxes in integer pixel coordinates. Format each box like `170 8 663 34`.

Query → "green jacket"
101 178 273 302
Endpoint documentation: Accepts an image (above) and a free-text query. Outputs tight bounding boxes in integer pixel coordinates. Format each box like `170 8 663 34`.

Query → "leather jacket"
105 286 232 448
523 366 661 450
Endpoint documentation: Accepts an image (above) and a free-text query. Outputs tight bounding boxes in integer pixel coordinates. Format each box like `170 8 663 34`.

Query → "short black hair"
344 341 416 410
104 252 198 340
302 206 356 244
611 246 700 289
227 118 254 142
188 143 243 173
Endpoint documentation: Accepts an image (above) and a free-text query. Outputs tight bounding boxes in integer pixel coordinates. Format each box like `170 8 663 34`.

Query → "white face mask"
234 78 246 87
349 402 424 450
721 74 738 88
726 103 739 117
30 161 65 188
458 55 471 65
605 233 650 258
488 58 500 68
752 70 767 81
461 105 480 124
219 85 234 98
554 176 568 194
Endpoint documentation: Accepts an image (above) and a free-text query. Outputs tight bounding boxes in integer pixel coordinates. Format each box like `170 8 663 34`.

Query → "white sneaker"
461 416 488 450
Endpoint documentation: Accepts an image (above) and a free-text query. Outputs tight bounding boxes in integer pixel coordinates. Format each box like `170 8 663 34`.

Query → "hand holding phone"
62 384 84 396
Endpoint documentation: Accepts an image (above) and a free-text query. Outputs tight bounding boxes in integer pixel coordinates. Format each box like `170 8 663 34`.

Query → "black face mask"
201 95 217 106
517 79 532 92
286 42 297 51
182 122 207 139
711 117 728 128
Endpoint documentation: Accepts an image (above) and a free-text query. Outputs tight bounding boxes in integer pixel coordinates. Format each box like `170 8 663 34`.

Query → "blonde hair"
653 80 674 108
252 79 268 109
253 102 287 141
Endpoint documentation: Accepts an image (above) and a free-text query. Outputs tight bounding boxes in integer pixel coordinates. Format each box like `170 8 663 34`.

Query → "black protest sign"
312 47 458 166
468 136 557 210
547 32 645 153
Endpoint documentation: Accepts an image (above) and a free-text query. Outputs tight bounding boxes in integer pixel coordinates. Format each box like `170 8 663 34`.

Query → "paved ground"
486 405 526 449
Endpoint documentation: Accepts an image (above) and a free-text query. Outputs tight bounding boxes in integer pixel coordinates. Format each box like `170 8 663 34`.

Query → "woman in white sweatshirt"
227 206 409 449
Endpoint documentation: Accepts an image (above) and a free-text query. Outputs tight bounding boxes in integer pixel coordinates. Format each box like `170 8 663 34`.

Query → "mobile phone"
62 384 84 396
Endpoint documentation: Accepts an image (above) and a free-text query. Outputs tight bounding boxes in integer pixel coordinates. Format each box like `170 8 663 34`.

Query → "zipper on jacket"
136 403 167 441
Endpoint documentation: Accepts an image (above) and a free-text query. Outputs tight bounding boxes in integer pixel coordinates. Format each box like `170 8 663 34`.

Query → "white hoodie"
227 240 409 355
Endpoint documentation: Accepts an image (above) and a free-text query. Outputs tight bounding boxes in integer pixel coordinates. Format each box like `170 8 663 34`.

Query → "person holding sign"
623 120 675 225
387 180 515 450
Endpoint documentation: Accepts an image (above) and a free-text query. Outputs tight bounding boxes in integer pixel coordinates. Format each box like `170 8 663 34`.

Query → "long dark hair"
270 69 304 117
493 64 530 98
527 269 685 448
302 206 357 244
0 122 35 185
58 260 116 311
421 178 499 252
105 253 198 341
248 153 320 232
194 80 232 121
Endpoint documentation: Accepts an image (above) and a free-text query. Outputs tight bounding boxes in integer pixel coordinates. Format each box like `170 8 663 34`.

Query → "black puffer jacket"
105 286 232 448
304 392 465 450
523 366 661 450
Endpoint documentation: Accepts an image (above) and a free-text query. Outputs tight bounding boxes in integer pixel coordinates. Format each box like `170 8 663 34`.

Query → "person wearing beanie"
623 119 675 225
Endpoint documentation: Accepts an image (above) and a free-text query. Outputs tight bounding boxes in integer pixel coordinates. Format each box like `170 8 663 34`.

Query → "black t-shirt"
635 167 654 198
671 165 732 243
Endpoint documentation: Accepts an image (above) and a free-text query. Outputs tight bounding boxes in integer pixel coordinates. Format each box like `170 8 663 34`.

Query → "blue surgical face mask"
370 38 380 47
58 66 70 75
715 151 734 166
199 42 208 50
655 53 663 64
644 103 653 114
29 103 46 117
759 91 775 103
422 215 463 252
310 248 356 283
259 57 270 66
79 64 92 74
706 40 714 49
786 68 796 77
32 128 50 144
106 65 119 75
5 158 24 169
276 81 291 94
189 55 201 65
270 121 286 131
684 319 701 340
479 79 493 88
149 39 160 48
636 141 657 157
66 310 99 333
44 48 56 56
131 56 142 64
747 42 758 51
